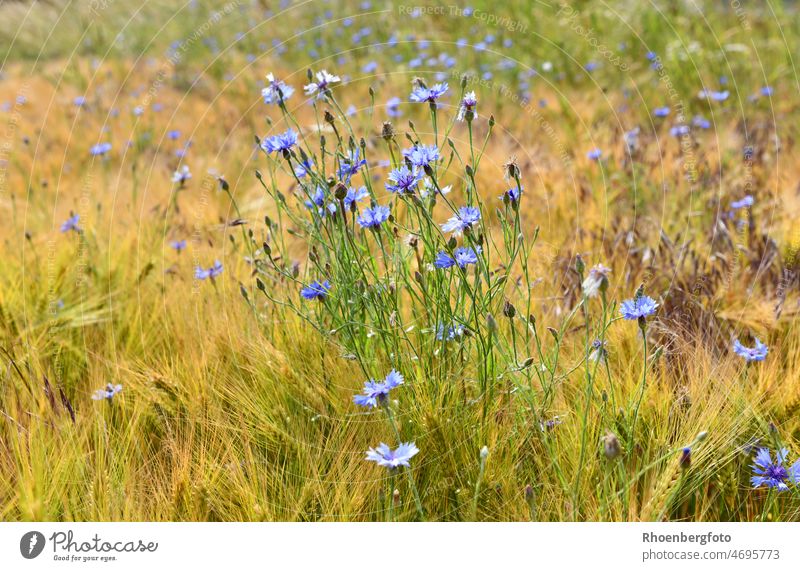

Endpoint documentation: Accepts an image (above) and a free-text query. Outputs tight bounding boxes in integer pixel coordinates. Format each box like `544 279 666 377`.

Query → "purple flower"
300 280 331 300
170 239 187 252
343 185 369 210
409 81 449 103
679 447 691 469
698 89 729 102
304 70 341 98
436 323 465 341
420 179 451 199
500 186 522 205
590 339 608 362
366 442 419 469
441 206 480 236
653 106 670 117
732 338 768 362
304 187 337 217
60 214 81 233
338 149 367 182
751 448 800 490
294 159 314 178
692 116 710 129
587 148 602 160
624 127 640 151
167 130 181 140
402 144 440 168
92 383 122 401
172 165 192 184
262 73 295 104
353 369 404 408
386 165 423 194
195 260 223 280
457 90 477 121
731 195 754 210
669 125 690 137
386 96 402 117
434 246 481 269
90 142 112 156
357 205 391 229
620 295 658 320
261 128 298 154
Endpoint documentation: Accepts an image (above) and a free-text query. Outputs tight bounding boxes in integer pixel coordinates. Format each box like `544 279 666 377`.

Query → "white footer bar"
1 522 797 570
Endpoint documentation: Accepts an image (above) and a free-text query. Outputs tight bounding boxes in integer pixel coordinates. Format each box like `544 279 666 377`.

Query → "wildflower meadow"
1 0 800 524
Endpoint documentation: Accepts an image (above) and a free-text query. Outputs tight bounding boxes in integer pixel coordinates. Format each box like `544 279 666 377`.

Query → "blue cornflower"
92 383 122 401
751 448 800 490
386 96 402 117
353 369 404 408
195 260 223 280
436 323 465 341
338 149 367 182
760 86 773 97
365 442 419 469
305 185 326 208
300 280 331 301
90 142 112 156
590 339 609 363
692 116 710 129
698 89 729 101
74 96 86 106
172 165 192 184
402 144 440 168
680 447 691 469
60 214 81 233
170 239 187 252
731 195 754 210
304 186 337 217
304 70 341 98
420 179 452 199
434 246 481 269
620 295 658 320
733 338 768 362
386 165 423 194
261 128 298 154
167 130 181 140
457 91 477 121
653 106 670 117
669 125 690 137
343 185 369 210
294 158 314 178
441 206 481 236
357 204 391 229
587 148 602 160
500 186 522 205
262 73 295 105
624 128 640 151
409 81 449 103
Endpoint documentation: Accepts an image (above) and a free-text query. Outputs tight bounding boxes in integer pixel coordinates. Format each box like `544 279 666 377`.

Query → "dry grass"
1 0 800 521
